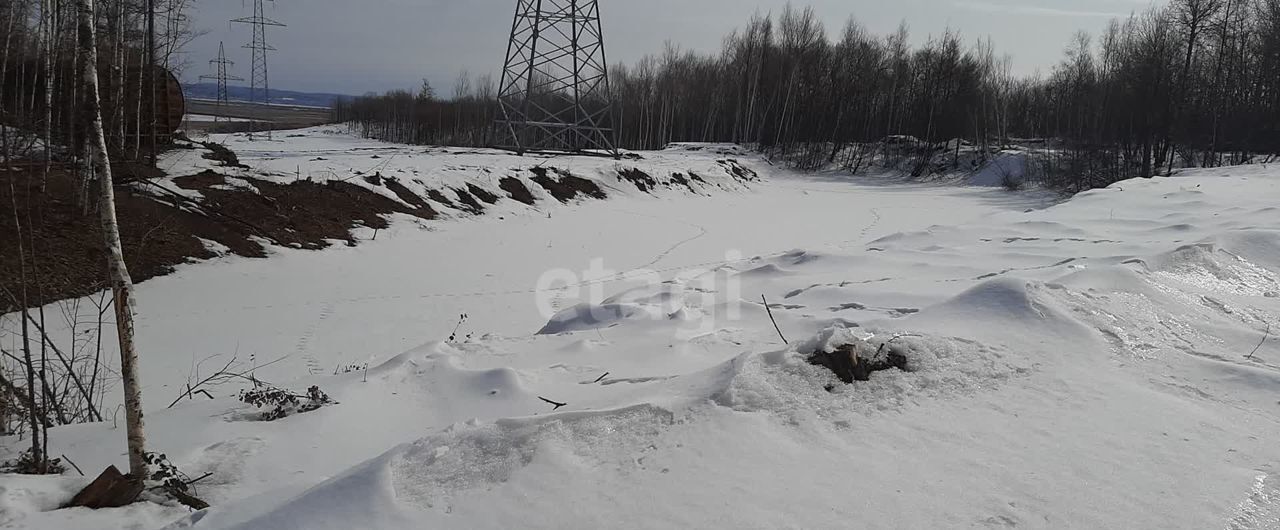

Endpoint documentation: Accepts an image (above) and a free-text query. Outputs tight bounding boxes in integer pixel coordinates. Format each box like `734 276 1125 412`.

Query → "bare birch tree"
76 0 149 480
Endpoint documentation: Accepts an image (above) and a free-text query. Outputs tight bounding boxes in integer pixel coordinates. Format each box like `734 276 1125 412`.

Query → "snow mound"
737 263 796 278
907 277 1099 345
367 343 542 421
969 151 1032 187
707 329 1030 418
391 404 674 511
1132 237 1280 297
536 302 665 334
1044 234 1280 363
213 452 416 530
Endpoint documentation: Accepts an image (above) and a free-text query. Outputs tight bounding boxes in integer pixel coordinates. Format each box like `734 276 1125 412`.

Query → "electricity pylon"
199 42 244 125
232 0 285 139
492 0 619 158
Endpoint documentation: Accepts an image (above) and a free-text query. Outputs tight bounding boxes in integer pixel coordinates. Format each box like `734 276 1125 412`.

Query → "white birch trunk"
43 0 54 189
76 0 149 480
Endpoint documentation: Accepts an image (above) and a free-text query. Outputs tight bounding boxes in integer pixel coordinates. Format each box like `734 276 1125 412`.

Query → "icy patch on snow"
1228 473 1280 530
1137 242 1280 297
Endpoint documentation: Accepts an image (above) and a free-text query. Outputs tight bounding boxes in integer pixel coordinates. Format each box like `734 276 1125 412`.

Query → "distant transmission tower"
199 42 244 125
232 0 285 139
492 0 619 158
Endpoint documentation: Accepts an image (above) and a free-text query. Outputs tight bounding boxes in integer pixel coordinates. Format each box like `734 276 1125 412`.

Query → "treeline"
3 0 195 474
1015 0 1280 189
334 74 499 147
337 0 1280 191
0 0 197 165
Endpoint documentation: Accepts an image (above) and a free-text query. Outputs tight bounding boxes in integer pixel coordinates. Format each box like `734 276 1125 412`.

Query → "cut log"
65 466 143 509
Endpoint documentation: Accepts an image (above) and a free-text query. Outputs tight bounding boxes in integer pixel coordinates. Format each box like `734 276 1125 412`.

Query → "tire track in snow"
635 225 709 271
611 208 710 271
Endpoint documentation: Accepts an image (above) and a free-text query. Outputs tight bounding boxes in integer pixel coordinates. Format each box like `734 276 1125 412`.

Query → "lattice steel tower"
199 42 244 124
492 0 619 157
232 0 285 138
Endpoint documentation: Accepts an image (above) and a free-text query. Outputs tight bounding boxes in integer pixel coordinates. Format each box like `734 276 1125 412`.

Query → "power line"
231 0 285 140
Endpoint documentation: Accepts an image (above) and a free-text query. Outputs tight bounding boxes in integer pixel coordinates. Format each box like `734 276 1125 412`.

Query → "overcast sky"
182 0 1164 96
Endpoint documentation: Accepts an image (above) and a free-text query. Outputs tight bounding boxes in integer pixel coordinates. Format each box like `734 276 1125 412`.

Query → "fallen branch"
166 355 290 409
184 472 214 486
61 454 85 476
762 294 788 344
1247 323 1271 360
538 396 567 411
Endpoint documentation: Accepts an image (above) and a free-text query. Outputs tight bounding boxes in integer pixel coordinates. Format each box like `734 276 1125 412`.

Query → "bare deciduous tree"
76 0 149 480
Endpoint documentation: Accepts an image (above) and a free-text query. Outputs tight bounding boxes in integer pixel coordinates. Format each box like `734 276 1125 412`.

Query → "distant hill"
183 83 348 109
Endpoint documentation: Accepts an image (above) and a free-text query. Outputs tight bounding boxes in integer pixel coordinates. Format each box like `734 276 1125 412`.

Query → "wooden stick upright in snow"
77 0 150 481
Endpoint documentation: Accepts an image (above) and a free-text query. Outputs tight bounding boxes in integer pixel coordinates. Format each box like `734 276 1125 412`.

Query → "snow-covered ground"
3 128 1279 529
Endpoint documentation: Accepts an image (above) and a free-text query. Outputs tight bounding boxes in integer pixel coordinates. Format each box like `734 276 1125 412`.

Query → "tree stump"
808 338 909 384
65 466 143 509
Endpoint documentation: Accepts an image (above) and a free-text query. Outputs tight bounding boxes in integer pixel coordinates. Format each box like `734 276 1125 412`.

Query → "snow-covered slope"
4 137 1279 529
159 125 757 210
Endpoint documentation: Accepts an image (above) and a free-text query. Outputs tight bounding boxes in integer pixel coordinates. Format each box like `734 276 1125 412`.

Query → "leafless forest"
1 0 197 476
336 0 1280 191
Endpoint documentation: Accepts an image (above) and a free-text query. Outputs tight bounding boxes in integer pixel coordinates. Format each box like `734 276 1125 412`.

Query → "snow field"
3 129 1279 529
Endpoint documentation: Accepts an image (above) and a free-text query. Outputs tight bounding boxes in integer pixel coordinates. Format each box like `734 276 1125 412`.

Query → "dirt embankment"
2 148 758 313
0 168 434 313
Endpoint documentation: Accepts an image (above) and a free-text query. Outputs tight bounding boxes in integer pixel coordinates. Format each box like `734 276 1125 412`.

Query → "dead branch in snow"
538 396 567 411
167 354 290 409
1247 323 1270 360
762 294 788 345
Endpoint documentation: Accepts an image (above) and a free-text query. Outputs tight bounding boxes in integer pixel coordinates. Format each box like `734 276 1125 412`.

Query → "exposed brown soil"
198 177 431 250
172 170 227 189
2 147 732 313
719 159 759 182
670 172 697 193
618 167 657 193
378 176 437 216
529 167 606 202
4 169 219 312
1 167 435 313
499 177 536 205
450 188 484 214
114 159 168 184
425 189 455 209
466 183 500 204
200 141 248 169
